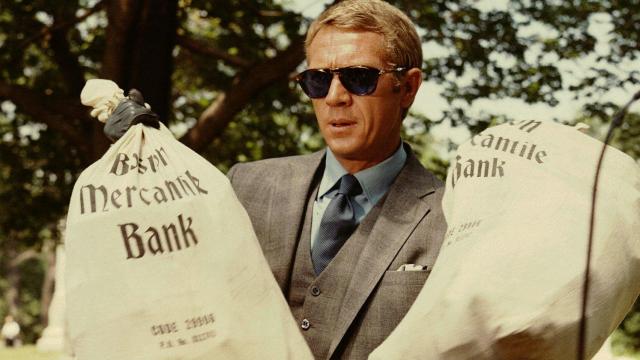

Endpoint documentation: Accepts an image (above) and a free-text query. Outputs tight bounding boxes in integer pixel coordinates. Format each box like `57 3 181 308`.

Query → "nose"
324 74 352 107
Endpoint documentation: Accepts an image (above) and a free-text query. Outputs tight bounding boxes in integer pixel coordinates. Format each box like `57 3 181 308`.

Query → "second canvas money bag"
371 120 640 360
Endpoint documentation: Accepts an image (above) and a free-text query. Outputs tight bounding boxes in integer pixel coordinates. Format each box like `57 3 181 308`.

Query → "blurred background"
0 0 638 358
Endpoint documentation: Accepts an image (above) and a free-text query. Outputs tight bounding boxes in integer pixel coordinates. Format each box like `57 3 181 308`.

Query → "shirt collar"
318 149 347 198
318 143 407 204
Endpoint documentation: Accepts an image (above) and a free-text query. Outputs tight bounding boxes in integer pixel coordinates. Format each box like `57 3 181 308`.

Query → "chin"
326 139 360 155
328 147 370 164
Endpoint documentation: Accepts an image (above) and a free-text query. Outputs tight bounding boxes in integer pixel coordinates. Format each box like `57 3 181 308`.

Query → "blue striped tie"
312 174 363 275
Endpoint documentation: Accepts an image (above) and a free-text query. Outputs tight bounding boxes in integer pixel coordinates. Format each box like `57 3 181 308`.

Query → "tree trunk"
181 39 305 151
129 0 177 121
39 244 56 328
102 0 177 121
2 0 302 161
4 247 20 317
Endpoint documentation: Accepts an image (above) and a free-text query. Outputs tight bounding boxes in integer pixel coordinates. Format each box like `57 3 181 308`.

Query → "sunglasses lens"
339 67 380 95
298 70 332 98
297 67 383 98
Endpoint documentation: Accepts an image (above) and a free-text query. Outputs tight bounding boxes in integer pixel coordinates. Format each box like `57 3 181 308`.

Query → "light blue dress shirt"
310 144 407 249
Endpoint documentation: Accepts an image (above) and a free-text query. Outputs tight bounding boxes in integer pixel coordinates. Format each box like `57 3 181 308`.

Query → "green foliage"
617 113 640 161
395 0 639 127
15 258 46 344
204 105 324 173
0 108 74 341
402 112 449 180
614 298 640 353
574 112 640 162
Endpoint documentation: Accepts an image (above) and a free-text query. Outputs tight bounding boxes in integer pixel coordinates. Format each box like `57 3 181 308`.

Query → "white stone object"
37 244 67 352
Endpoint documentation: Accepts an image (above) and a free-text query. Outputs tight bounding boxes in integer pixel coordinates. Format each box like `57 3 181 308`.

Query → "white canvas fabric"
371 120 640 360
79 79 125 123
66 81 313 360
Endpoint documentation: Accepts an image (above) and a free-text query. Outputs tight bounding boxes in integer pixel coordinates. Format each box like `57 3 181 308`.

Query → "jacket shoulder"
227 153 317 183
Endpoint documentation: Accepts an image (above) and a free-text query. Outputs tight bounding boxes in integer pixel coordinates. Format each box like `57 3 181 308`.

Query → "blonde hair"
305 0 423 69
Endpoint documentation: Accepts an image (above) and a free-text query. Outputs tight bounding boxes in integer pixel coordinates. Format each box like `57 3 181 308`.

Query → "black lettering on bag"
79 172 209 217
120 214 199 260
147 227 164 255
165 180 183 200
186 171 208 194
111 189 122 209
120 222 145 259
132 153 147 174
110 147 169 177
110 153 129 176
451 156 507 188
80 184 109 214
179 214 198 247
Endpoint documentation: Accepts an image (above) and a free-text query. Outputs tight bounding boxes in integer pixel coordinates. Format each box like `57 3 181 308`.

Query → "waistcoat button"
310 285 321 296
301 318 311 330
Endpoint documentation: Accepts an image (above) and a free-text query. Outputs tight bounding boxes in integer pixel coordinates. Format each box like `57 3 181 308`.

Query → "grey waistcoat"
287 183 386 359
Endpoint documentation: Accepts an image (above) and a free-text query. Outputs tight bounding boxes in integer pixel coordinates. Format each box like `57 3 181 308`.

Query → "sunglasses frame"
295 65 408 99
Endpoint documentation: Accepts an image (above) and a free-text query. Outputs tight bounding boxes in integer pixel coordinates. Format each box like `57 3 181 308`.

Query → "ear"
400 68 423 108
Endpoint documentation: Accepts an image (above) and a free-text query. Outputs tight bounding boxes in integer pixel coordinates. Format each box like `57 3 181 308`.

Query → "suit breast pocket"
379 269 431 286
348 270 431 345
368 270 430 325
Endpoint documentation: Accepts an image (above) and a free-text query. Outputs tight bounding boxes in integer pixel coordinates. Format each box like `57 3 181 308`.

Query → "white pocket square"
396 264 428 271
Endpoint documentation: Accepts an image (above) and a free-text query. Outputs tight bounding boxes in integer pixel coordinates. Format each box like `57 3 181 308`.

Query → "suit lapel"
327 150 438 358
265 150 325 291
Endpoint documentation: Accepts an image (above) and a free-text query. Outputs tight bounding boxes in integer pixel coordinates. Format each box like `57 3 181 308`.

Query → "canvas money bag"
65 80 313 360
371 120 640 360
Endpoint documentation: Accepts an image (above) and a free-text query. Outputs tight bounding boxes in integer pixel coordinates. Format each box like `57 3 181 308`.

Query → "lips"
326 119 357 137
329 119 356 127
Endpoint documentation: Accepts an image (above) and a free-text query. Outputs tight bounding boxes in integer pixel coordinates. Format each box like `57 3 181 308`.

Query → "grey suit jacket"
227 145 447 359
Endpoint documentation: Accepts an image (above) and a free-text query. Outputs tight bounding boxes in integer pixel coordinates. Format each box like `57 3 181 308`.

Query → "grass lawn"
0 346 62 360
620 353 640 360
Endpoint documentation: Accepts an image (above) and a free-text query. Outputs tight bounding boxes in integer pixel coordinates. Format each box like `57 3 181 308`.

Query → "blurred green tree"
0 112 79 342
615 299 640 353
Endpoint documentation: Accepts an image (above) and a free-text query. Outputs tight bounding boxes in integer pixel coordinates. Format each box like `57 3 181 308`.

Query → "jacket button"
301 318 310 330
310 286 321 296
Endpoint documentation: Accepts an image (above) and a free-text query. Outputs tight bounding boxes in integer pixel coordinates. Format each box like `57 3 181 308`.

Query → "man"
103 1 446 358
227 1 446 358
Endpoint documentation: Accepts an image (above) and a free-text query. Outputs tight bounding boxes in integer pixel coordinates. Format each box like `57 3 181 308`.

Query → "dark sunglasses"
295 65 407 98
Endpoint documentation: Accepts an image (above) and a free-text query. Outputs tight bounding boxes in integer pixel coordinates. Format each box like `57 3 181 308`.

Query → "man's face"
306 26 419 171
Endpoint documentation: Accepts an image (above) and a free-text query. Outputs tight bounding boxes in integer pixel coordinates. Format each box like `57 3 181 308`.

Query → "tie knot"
338 174 362 196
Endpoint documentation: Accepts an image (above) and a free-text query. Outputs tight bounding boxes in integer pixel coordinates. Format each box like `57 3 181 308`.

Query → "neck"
334 140 402 174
